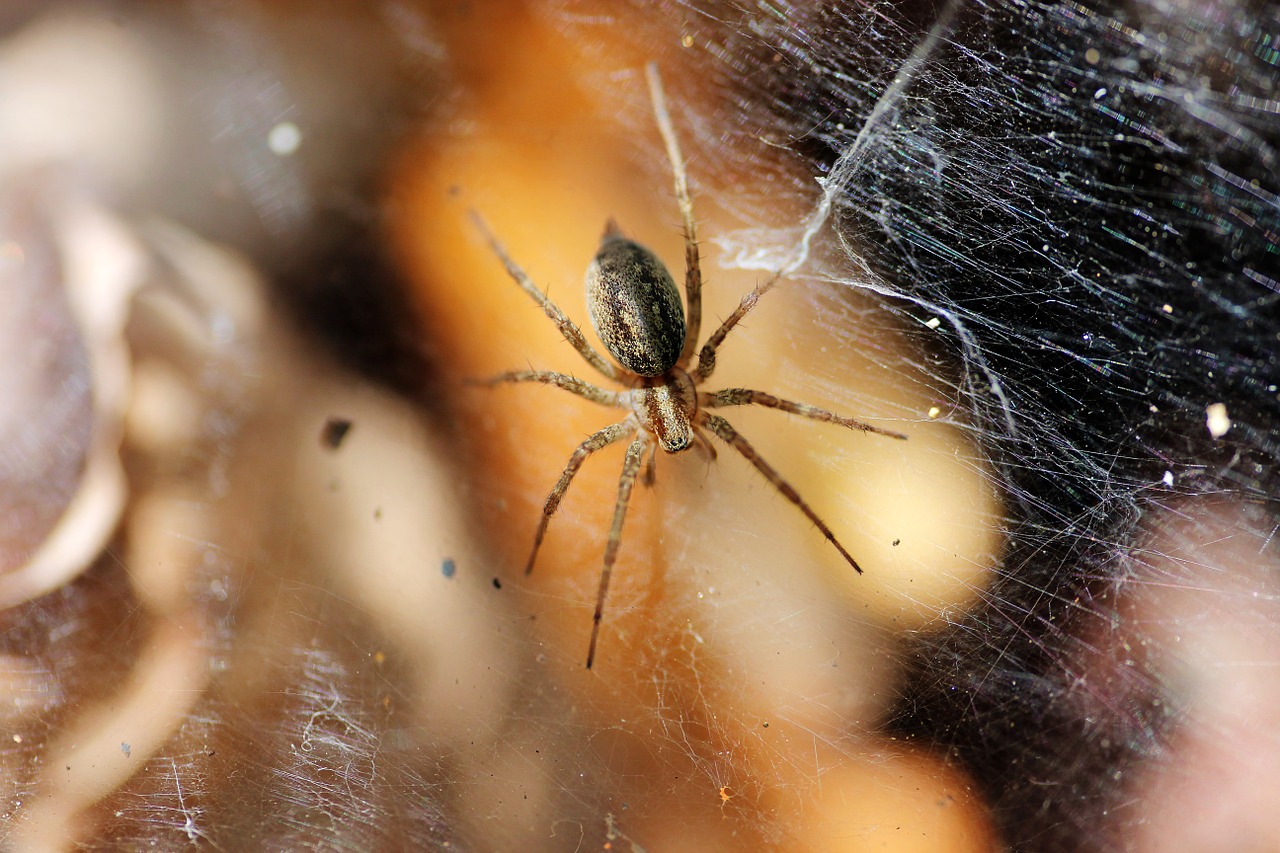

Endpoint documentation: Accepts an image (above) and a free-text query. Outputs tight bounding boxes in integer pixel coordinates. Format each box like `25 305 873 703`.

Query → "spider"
472 63 907 669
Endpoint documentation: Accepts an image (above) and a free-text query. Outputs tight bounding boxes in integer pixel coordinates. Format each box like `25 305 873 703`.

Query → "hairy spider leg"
698 412 863 574
693 268 785 382
527 419 637 575
692 428 718 462
483 370 626 408
640 441 659 487
587 433 650 669
700 388 909 440
645 63 703 367
469 211 623 383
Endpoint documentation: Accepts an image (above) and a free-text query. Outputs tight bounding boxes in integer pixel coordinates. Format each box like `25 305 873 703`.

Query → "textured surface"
585 235 685 377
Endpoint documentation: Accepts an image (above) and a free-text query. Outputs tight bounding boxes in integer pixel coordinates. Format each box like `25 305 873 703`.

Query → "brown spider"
472 63 907 669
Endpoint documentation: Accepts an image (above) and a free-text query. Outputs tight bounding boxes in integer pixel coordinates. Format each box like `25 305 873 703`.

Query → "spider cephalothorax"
474 63 907 668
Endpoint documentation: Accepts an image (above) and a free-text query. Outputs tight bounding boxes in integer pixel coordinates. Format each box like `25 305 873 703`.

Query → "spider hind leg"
645 62 702 367
469 210 623 382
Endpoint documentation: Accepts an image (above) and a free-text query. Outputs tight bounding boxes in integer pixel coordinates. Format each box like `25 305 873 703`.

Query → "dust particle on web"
1205 403 1231 438
321 417 354 449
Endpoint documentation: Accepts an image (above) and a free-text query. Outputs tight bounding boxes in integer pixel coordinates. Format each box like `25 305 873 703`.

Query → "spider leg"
469 211 623 382
692 426 718 462
700 389 908 440
481 370 627 408
696 422 716 458
587 432 649 669
645 63 702 368
698 412 863 574
640 441 659 487
527 419 636 576
692 270 784 382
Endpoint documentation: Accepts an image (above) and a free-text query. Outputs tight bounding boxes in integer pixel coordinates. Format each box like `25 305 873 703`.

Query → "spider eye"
656 416 693 453
662 434 690 453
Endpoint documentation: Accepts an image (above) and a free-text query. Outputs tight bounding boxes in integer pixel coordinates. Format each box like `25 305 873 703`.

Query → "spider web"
0 0 1277 850
537 0 1280 847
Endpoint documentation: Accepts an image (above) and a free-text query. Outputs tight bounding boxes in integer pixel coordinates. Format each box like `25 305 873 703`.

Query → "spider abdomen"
585 232 685 377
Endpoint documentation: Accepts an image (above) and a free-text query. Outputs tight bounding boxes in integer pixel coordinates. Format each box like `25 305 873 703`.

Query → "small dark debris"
492 577 502 590
441 558 457 579
321 417 354 449
120 742 131 757
892 538 901 546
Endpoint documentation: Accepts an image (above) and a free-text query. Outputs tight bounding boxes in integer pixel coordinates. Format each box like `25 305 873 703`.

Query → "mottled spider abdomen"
585 230 685 376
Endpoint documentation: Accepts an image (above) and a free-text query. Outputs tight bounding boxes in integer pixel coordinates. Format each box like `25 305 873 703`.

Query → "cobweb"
624 0 1280 848
0 0 1277 850
622 0 1280 848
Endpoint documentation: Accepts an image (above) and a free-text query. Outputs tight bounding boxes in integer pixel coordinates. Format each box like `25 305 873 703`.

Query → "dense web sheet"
611 0 1280 847
0 0 1277 850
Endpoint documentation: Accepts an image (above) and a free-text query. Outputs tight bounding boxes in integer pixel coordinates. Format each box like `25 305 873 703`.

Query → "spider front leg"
645 63 702 367
640 441 659 487
700 388 908 440
698 412 863 574
587 433 650 669
527 419 636 575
